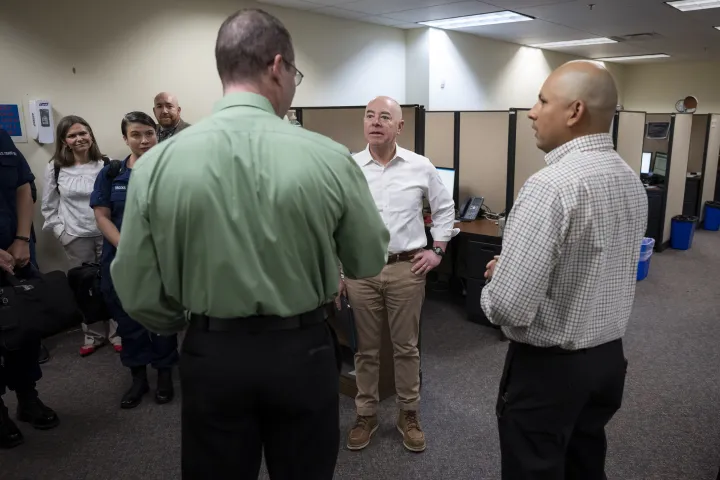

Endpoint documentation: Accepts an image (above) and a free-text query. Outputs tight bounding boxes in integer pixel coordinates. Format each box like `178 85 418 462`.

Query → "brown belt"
386 249 421 265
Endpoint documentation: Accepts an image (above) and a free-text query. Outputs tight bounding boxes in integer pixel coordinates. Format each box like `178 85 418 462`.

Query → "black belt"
386 249 421 265
189 306 327 333
509 338 621 355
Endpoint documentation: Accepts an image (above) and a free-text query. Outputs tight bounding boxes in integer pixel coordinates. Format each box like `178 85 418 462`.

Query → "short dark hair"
215 9 295 85
121 111 157 137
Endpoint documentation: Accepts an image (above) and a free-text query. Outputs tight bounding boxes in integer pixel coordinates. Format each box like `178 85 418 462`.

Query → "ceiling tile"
312 6 372 19
257 0 324 9
361 15 407 26
339 0 462 15
481 0 575 7
459 19 595 45
384 1 499 23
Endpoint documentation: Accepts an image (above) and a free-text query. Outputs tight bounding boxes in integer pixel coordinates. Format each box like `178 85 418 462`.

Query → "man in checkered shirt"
481 61 648 479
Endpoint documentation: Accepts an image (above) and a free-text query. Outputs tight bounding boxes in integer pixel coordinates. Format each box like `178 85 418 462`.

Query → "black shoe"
155 368 174 405
121 366 149 410
38 344 50 365
0 400 24 448
16 389 60 430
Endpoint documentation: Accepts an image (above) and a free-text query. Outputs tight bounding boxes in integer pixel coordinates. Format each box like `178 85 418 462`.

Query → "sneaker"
0 400 23 448
397 410 426 452
16 390 60 430
113 344 122 353
79 345 96 357
346 414 378 451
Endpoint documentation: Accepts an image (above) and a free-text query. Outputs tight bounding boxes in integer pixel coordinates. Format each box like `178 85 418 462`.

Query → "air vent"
615 32 663 42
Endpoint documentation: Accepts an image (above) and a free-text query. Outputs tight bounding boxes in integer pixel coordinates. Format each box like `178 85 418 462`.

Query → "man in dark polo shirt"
153 92 191 142
0 128 60 449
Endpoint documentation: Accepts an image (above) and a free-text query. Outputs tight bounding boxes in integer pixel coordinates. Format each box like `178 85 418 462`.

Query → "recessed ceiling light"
419 11 534 29
715 25 720 29
666 0 720 11
596 54 671 61
530 38 617 48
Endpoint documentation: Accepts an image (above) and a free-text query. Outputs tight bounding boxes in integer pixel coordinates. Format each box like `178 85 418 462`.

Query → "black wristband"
14 236 30 243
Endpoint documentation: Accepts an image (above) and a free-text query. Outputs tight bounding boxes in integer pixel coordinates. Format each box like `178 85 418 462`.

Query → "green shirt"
110 92 389 334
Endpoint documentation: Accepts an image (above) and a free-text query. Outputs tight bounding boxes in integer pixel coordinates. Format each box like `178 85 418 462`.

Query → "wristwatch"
14 236 30 243
432 246 445 257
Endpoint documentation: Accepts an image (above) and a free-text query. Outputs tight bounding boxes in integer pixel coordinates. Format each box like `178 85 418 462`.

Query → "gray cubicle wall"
458 111 509 215
662 114 693 246
700 114 720 222
614 111 647 174
511 108 546 205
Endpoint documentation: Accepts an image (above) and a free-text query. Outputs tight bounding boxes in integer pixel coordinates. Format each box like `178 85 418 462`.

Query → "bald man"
153 92 191 142
481 61 647 479
342 96 457 453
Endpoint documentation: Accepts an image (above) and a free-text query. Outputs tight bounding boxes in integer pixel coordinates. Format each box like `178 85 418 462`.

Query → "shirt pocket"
387 185 422 213
0 157 19 190
109 182 128 206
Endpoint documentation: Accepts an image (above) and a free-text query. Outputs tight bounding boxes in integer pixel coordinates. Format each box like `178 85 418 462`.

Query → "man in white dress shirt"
342 96 456 453
482 61 647 479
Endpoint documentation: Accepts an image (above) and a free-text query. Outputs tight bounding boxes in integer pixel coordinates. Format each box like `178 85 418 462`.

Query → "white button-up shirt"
353 145 457 254
481 134 648 350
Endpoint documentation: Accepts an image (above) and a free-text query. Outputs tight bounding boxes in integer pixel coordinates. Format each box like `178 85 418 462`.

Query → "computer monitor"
653 153 668 177
641 152 652 174
436 167 455 200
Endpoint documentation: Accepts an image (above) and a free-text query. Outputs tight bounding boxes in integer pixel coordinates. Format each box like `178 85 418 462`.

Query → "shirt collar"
361 144 408 166
213 92 276 116
545 133 615 166
160 118 183 132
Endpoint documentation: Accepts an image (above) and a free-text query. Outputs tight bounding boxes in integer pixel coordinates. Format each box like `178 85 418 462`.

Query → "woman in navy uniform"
0 128 59 448
90 113 178 409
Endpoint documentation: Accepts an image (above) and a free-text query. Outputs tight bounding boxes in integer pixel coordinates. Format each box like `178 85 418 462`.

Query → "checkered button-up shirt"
481 134 648 349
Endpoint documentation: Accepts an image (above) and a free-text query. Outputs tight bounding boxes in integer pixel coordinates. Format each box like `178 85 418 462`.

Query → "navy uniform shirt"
0 129 35 250
89 156 132 289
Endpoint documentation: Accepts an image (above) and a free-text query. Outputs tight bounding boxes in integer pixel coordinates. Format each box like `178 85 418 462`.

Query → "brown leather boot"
346 414 378 451
397 410 426 452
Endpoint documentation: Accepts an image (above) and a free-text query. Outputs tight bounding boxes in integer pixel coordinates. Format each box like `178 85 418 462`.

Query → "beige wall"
1 0 407 270
616 111 646 174
663 115 692 244
688 115 709 173
458 112 509 214
701 115 720 221
623 61 720 114
513 110 547 200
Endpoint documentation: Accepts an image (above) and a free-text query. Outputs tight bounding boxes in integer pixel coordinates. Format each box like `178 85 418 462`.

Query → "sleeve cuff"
430 227 460 242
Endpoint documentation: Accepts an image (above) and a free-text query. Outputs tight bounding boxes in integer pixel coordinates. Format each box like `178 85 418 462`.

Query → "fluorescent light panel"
666 0 720 12
531 37 616 48
715 26 720 29
419 11 533 29
596 54 671 62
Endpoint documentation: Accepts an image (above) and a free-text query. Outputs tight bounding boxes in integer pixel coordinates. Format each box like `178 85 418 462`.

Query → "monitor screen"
646 122 670 140
641 152 652 174
654 153 668 176
436 167 455 199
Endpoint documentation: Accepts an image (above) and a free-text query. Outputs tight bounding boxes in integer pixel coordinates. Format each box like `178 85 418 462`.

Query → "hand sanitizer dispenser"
29 100 55 144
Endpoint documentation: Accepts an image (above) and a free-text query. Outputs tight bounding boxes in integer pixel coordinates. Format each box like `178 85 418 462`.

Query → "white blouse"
41 161 104 239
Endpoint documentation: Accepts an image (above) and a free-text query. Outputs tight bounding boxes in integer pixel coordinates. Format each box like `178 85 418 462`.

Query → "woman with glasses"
90 112 178 409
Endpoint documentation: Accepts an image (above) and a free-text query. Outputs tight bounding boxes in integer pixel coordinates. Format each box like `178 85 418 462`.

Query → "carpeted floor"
2 231 719 480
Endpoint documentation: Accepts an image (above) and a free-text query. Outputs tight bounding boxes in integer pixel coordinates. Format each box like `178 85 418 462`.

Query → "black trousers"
496 338 627 480
180 320 340 480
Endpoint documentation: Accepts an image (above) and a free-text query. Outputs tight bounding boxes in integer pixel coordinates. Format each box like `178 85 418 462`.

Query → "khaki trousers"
346 260 425 416
60 233 120 347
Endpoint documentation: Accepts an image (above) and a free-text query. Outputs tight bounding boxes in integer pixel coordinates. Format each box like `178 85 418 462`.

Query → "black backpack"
54 156 122 192
67 263 110 325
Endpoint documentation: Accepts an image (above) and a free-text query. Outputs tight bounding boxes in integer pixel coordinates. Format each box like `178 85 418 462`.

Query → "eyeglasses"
283 58 304 87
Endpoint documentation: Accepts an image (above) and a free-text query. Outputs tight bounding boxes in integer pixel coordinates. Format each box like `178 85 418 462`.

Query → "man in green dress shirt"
110 8 389 480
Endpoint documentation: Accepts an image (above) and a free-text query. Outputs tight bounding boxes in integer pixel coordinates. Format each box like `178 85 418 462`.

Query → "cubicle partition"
614 111 647 173
295 105 423 154
509 108 546 210
661 114 693 247
458 111 510 215
700 114 720 222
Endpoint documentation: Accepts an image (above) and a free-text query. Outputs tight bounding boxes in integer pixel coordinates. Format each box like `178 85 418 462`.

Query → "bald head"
528 60 619 153
153 92 182 128
364 96 404 152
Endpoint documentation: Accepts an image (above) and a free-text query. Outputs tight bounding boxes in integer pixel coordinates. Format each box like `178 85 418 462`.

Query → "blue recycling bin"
670 215 698 250
704 201 720 231
637 237 655 281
